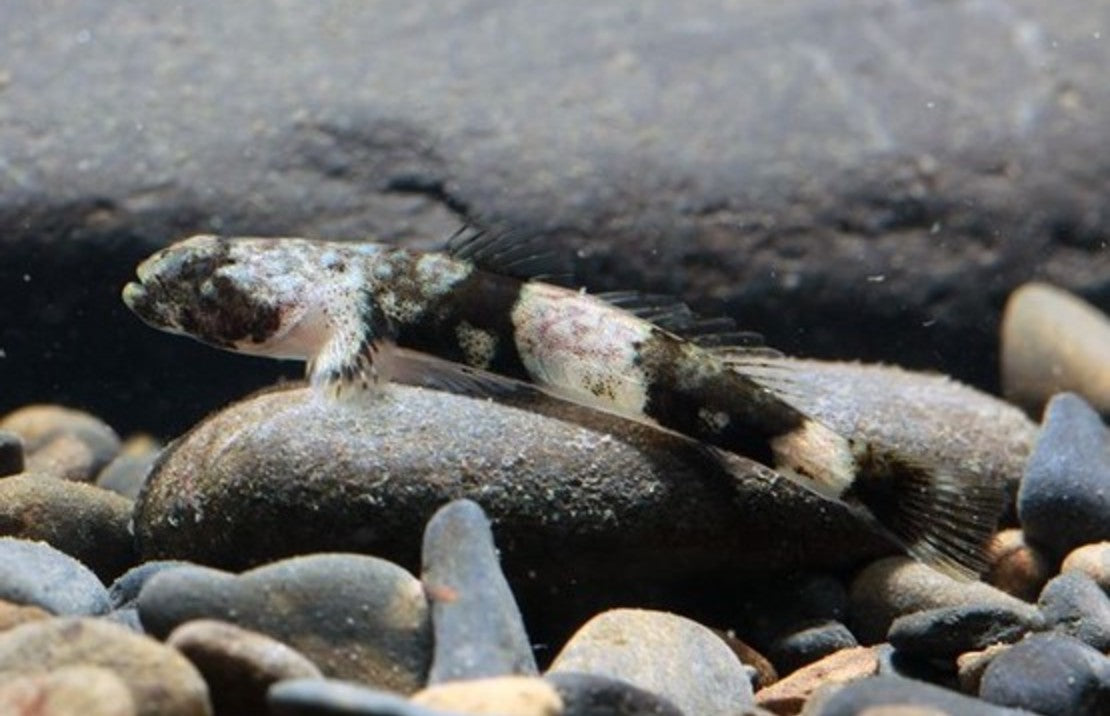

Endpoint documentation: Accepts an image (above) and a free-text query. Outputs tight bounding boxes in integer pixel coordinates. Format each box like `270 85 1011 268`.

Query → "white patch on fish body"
455 321 498 370
698 408 731 433
510 282 654 418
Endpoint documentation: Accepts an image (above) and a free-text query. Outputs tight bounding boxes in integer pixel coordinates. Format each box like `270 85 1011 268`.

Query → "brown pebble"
1001 282 1110 416
955 643 1010 695
1 405 121 481
167 619 322 716
985 529 1054 601
1061 542 1110 591
413 676 563 716
0 665 136 716
0 599 51 633
755 645 878 715
0 617 211 716
715 628 778 689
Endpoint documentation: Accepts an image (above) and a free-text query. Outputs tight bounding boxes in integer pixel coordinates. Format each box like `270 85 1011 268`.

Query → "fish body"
123 232 1004 578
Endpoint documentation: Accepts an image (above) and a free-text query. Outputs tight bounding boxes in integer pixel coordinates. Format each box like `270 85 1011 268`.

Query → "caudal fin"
842 448 1006 580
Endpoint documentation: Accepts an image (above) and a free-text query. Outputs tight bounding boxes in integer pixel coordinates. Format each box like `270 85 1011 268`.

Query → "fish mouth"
121 280 146 312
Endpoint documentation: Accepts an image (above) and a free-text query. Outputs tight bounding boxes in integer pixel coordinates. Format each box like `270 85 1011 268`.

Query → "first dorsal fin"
445 224 574 285
596 290 779 353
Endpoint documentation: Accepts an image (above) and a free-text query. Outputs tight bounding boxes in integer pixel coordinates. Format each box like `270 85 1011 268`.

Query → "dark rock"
1018 392 1110 557
714 630 778 690
268 678 464 716
135 368 1027 643
109 560 193 610
546 672 684 716
0 431 24 477
548 608 754 715
4 3 1110 438
733 573 849 649
1062 541 1110 591
422 499 537 683
1002 282 1110 416
412 676 563 715
1038 572 1110 650
887 605 1039 658
807 675 1029 715
0 665 137 716
0 537 110 615
849 557 1038 644
984 528 1053 602
956 644 1010 697
0 473 136 582
167 619 322 716
0 405 121 481
766 620 857 676
0 617 211 716
137 553 431 692
979 633 1110 716
754 646 878 714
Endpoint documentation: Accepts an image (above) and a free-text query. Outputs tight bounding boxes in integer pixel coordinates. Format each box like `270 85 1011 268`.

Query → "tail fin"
840 447 1006 580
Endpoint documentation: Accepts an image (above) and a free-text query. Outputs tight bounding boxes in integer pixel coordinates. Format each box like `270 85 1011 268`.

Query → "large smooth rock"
0 538 111 616
3 2 1109 437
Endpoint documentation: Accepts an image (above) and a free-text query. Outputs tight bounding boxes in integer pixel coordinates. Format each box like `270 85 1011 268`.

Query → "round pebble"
956 644 1010 696
886 605 1038 658
1037 572 1110 651
109 561 193 610
754 645 878 715
0 665 136 716
0 429 24 476
96 451 158 499
268 678 464 716
0 598 51 632
422 498 537 683
0 404 121 481
167 619 322 716
984 529 1053 601
808 674 1028 715
545 671 684 716
0 473 136 582
0 617 210 716
848 557 1038 644
979 632 1110 715
0 537 110 615
548 608 754 715
413 676 563 716
137 553 431 692
1001 281 1110 415
767 620 858 676
1061 541 1110 591
1017 392 1110 557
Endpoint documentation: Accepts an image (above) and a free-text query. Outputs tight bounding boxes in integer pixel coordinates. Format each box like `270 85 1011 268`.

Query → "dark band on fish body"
395 269 533 382
635 329 808 466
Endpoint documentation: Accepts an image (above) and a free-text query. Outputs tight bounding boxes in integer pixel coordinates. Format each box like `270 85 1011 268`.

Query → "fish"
122 228 1005 579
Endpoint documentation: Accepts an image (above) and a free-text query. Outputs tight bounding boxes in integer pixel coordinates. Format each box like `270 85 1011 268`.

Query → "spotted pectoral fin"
307 292 398 397
444 223 574 285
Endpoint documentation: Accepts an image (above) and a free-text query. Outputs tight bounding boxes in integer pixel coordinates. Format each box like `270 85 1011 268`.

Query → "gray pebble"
548 608 753 715
766 620 857 676
422 499 537 683
0 430 24 476
979 633 1110 716
735 573 848 647
545 672 684 716
96 452 158 499
1038 572 1110 651
0 473 136 582
137 553 431 693
807 675 1030 715
109 560 193 610
1018 392 1110 557
268 678 466 716
887 605 1039 658
849 557 1038 644
0 537 110 615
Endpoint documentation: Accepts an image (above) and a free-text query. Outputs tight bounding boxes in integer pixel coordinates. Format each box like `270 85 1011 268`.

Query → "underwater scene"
1 3 1109 715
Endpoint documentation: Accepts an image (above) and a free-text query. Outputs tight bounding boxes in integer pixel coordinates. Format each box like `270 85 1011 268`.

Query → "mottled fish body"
123 232 1004 579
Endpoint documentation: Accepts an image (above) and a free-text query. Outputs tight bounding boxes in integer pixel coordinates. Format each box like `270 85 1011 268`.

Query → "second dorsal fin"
444 224 574 285
596 290 780 353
